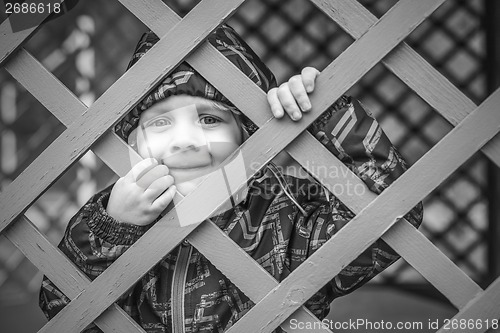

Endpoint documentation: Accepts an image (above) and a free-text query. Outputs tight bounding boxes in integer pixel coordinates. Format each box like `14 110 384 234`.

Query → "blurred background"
0 0 499 332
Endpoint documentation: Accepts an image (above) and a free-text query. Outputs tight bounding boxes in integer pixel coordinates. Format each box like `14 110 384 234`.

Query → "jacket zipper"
172 240 192 333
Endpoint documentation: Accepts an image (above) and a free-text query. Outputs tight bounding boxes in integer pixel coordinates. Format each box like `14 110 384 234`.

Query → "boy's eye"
153 119 168 127
200 115 221 126
145 118 169 128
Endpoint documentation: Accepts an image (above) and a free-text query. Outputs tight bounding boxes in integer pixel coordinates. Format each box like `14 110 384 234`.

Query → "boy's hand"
267 67 320 121
107 158 176 226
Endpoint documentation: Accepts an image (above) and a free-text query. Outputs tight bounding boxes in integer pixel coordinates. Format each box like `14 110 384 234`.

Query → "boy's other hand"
267 67 320 121
107 158 176 226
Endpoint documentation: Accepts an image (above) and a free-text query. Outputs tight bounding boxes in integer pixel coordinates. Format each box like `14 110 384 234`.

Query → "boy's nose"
168 125 206 154
171 143 199 153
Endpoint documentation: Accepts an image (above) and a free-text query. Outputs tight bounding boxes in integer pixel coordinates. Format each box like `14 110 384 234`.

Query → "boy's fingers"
267 88 284 118
288 75 311 112
144 174 175 199
277 82 302 121
126 158 158 182
301 67 320 93
136 164 170 189
151 185 176 212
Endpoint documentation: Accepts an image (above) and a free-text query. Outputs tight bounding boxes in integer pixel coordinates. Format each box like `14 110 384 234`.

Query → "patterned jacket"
39 96 423 332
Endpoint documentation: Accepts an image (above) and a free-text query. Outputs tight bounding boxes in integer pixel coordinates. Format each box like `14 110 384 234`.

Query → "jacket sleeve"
307 96 423 299
39 185 149 330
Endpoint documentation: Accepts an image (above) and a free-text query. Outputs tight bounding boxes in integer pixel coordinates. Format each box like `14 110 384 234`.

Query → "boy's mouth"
161 158 212 170
166 163 214 182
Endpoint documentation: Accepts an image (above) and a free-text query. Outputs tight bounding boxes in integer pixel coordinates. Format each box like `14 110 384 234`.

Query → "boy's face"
131 95 243 195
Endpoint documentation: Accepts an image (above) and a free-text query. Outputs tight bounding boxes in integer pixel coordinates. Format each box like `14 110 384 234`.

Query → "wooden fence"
1 0 499 332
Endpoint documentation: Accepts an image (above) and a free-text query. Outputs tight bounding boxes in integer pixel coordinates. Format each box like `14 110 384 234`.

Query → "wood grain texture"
223 85 500 333
436 277 500 333
0 0 245 235
4 216 146 333
311 0 500 167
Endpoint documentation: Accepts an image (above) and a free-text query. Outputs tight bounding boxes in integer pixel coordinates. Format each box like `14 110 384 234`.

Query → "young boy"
40 25 423 332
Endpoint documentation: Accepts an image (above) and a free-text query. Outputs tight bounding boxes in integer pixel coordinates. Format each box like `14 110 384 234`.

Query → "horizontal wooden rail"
4 216 146 333
225 88 500 333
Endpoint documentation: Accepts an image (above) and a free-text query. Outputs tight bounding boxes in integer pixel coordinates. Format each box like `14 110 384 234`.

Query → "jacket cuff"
87 192 149 245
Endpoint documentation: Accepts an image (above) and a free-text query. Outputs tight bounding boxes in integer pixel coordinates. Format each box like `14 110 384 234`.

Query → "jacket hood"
114 24 277 142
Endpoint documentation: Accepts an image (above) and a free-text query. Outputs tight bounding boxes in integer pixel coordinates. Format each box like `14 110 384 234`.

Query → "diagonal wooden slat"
0 0 66 65
224 87 500 333
5 48 84 125
4 48 144 177
188 41 483 311
436 277 500 333
117 0 178 33
188 220 333 333
0 0 246 234
311 0 500 168
34 0 447 331
6 4 330 331
183 0 484 312
5 36 330 333
182 0 484 312
4 1 496 330
123 0 482 316
4 216 146 333
382 218 483 309
286 133 483 310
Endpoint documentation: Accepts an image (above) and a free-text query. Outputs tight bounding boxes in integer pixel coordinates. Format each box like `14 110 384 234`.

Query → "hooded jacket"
39 25 423 333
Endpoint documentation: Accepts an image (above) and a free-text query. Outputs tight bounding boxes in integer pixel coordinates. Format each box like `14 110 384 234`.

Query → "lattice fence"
0 0 492 303
0 0 499 332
